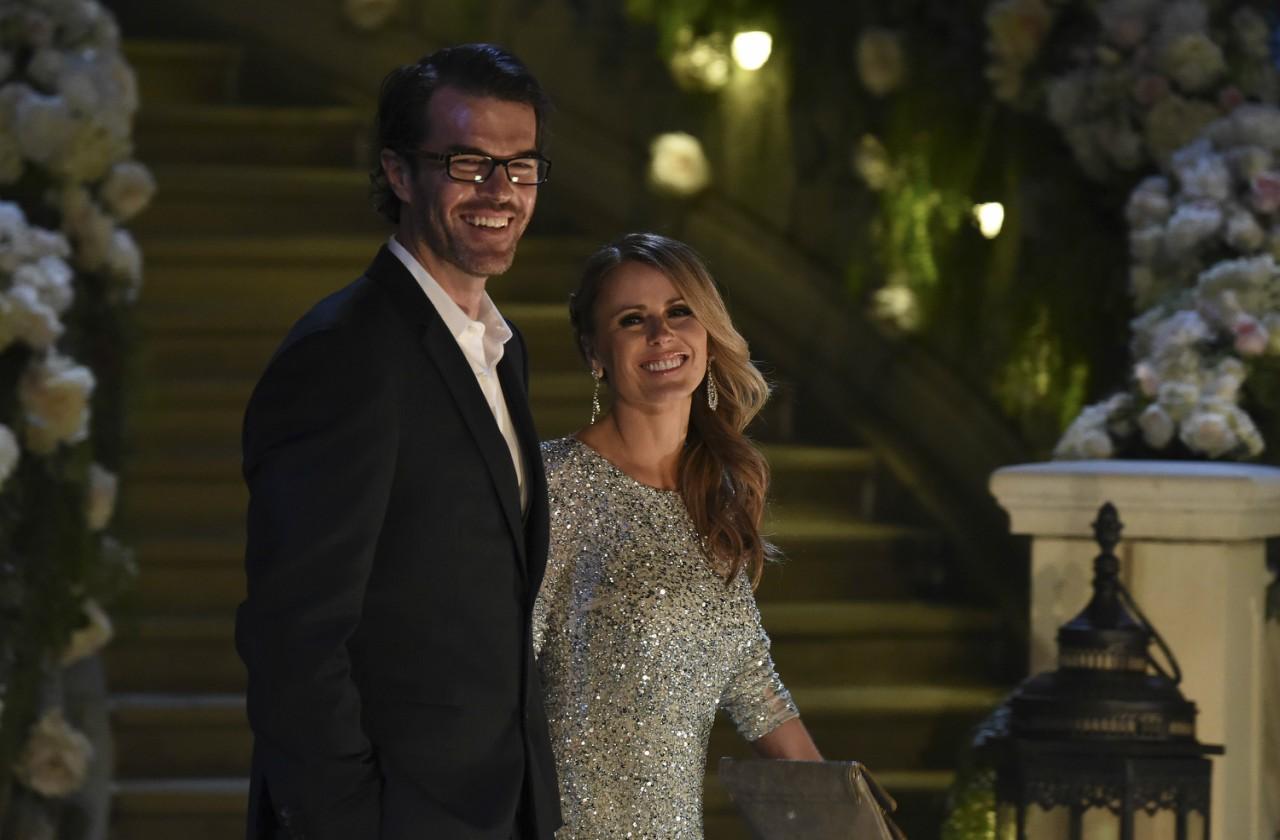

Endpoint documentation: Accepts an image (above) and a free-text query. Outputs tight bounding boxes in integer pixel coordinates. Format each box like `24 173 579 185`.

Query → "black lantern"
994 502 1223 840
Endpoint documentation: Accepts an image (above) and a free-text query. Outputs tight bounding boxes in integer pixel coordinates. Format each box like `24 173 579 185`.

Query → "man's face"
397 87 540 283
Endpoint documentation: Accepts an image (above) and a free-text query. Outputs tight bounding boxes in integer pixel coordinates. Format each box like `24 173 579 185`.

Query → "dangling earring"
705 367 719 412
590 367 603 424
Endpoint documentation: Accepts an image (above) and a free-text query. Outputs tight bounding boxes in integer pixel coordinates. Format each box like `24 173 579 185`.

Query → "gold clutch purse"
718 758 907 839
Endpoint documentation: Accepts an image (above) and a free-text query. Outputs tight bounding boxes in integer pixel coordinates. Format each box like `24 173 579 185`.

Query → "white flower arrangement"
12 708 93 798
648 131 712 197
986 0 1276 180
1057 105 1280 460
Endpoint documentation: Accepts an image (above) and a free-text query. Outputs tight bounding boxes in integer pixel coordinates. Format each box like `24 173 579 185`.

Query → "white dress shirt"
388 237 528 512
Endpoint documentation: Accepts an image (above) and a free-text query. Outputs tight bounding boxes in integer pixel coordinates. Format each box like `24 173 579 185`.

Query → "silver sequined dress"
533 437 799 839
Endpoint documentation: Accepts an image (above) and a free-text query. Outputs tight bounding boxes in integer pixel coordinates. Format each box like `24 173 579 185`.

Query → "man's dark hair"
370 43 552 224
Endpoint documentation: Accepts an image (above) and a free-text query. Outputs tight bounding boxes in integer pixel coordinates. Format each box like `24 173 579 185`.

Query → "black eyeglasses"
408 151 551 185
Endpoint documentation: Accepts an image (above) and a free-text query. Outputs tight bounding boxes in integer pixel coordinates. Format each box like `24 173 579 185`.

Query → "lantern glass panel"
1134 809 1175 840
1026 804 1070 836
1079 807 1119 839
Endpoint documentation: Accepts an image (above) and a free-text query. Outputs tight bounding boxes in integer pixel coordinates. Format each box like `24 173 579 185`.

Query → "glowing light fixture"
731 30 773 71
973 201 1005 239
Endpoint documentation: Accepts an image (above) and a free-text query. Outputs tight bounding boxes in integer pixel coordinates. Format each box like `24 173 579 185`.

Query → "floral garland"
0 0 151 825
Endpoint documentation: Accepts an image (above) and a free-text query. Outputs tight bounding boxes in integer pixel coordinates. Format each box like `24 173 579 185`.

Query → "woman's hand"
751 717 823 760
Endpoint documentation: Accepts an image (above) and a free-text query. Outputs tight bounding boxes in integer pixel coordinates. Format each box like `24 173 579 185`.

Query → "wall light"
731 30 773 71
973 202 1005 239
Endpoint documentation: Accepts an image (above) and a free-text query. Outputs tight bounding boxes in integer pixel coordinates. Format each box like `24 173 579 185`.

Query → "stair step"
135 165 383 238
112 777 247 840
124 41 242 106
112 693 248 779
762 601 1005 684
138 234 591 304
708 683 1003 773
106 615 243 694
760 517 945 600
135 105 368 167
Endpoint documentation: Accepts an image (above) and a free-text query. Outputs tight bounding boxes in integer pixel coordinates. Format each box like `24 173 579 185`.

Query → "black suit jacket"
236 246 560 840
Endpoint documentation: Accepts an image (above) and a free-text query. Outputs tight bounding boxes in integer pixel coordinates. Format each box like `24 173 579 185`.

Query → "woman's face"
589 261 710 414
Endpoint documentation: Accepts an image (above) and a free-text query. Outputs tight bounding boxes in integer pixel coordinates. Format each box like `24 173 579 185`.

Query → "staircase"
106 39 1010 840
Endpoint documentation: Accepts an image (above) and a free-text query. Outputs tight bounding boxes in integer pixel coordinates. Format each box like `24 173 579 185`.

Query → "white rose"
1207 357 1247 399
13 90 75 169
1129 226 1164 263
60 186 113 271
13 708 93 798
3 284 64 350
343 0 398 30
0 423 18 489
29 228 70 260
1171 141 1230 201
1133 361 1160 397
13 254 75 314
1164 202 1222 255
857 28 905 97
105 228 142 298
99 161 156 221
1224 208 1265 252
1125 176 1171 227
1158 379 1201 421
0 200 33 271
61 598 113 665
648 132 711 198
86 462 116 530
19 353 95 454
1180 409 1239 458
1138 403 1176 449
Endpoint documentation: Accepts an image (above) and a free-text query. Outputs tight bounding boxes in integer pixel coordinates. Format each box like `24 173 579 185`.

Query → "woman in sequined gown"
533 233 822 839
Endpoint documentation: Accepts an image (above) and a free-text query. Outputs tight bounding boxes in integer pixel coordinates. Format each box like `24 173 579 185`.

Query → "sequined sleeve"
533 440 572 658
718 575 800 741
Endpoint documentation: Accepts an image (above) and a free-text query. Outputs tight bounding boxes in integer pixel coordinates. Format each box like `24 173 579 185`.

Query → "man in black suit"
236 44 560 840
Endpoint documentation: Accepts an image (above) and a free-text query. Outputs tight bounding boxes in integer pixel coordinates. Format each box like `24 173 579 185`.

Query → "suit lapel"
496 345 547 586
420 317 527 570
367 246 527 567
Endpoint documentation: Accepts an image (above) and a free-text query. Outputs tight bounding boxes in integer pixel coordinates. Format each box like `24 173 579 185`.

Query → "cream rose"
61 599 114 665
13 708 93 798
86 462 117 530
648 132 711 198
19 353 95 454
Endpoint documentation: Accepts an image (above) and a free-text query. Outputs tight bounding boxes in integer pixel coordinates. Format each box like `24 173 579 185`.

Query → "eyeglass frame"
405 150 552 185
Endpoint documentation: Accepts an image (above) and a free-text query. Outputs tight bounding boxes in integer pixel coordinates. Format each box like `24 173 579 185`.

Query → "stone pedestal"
990 460 1280 840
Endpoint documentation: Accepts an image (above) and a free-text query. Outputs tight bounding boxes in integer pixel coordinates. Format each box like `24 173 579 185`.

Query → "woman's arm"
751 716 823 760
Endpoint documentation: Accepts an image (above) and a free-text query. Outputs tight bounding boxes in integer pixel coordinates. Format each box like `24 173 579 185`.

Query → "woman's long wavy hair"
568 232 776 587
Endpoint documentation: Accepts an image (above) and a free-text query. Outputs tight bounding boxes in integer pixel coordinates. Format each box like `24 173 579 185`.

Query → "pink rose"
1218 85 1245 112
1233 315 1269 356
1250 171 1280 214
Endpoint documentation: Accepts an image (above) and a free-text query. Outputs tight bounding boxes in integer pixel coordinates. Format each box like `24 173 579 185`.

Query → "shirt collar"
387 235 512 350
